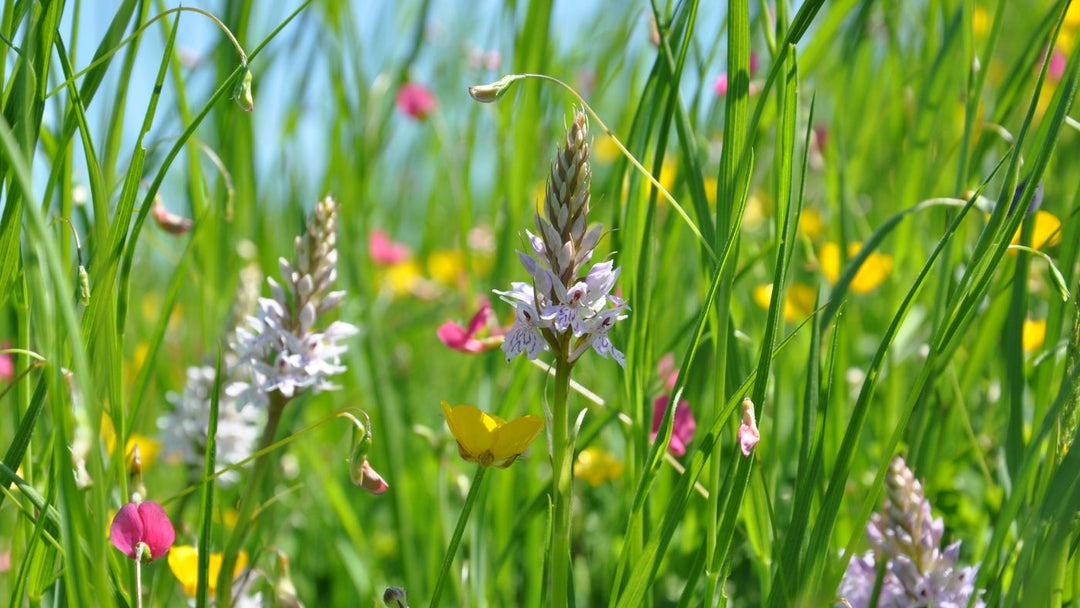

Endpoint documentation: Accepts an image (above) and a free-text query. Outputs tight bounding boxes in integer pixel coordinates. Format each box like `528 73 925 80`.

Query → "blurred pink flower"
0 549 9 573
713 73 729 96
1049 48 1067 81
0 341 13 381
438 300 498 353
749 51 759 77
656 353 678 391
109 501 175 562
396 82 437 120
358 460 389 495
738 397 760 456
814 125 828 155
651 395 696 456
369 229 411 265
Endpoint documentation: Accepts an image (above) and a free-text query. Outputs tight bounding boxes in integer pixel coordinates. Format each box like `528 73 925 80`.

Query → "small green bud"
383 587 409 608
467 74 524 103
78 265 91 305
234 66 254 112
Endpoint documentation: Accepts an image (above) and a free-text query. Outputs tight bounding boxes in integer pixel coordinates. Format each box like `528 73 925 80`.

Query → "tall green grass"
1 1 1079 606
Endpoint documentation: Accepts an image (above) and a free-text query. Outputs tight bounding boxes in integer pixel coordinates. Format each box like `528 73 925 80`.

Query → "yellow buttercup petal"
1010 210 1062 251
819 242 892 294
168 545 248 598
441 402 543 468
574 447 624 487
490 414 543 467
441 402 496 462
1023 319 1046 353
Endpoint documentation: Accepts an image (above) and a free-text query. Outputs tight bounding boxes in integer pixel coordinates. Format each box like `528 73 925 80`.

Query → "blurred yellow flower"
704 177 718 207
1061 4 1080 53
659 159 677 194
132 341 149 374
380 261 423 297
428 250 466 286
797 207 825 241
972 5 990 38
752 283 817 323
574 447 624 487
168 545 248 597
819 242 893 294
1023 319 1046 353
594 135 621 164
441 401 543 468
742 191 771 228
214 508 240 529
100 414 161 470
1009 210 1062 251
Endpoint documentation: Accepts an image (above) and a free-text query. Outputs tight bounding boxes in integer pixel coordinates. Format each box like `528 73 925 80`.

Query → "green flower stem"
215 390 288 607
550 354 574 608
134 545 144 608
429 465 488 608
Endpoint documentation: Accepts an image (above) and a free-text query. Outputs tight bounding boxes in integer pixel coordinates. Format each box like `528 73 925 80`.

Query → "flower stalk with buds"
494 111 626 607
218 196 359 606
837 456 984 608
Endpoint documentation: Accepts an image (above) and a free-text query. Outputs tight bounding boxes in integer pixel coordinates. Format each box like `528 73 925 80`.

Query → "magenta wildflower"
109 501 176 562
437 300 498 353
651 395 696 456
369 229 411 266
396 82 437 120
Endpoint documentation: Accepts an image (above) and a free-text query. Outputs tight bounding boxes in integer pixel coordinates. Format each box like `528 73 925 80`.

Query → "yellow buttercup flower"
168 545 248 597
574 447 624 487
440 401 543 468
1009 210 1062 251
1023 319 1046 353
819 241 893 294
752 283 817 323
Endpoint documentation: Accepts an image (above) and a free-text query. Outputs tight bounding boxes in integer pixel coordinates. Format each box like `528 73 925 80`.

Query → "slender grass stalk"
215 391 287 606
429 466 487 608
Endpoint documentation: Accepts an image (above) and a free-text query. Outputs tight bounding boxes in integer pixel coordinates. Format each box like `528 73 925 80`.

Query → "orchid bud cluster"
496 111 627 366
234 196 358 397
837 456 984 608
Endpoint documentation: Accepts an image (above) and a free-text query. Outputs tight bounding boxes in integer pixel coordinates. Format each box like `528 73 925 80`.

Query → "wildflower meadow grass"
2 1 1080 606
